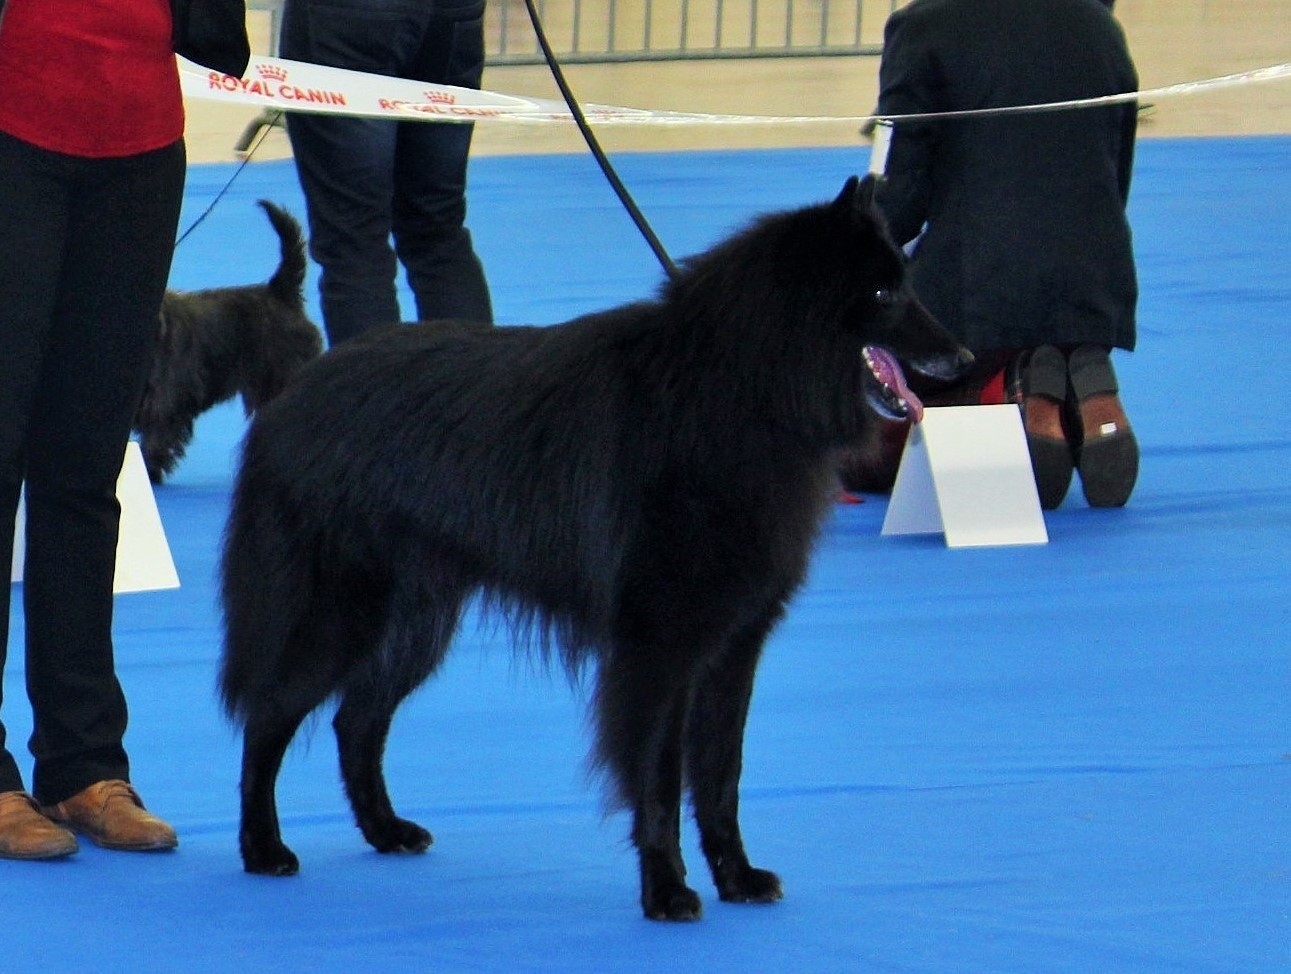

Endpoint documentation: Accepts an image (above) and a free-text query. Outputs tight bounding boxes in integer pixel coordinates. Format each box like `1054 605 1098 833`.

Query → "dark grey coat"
875 0 1138 353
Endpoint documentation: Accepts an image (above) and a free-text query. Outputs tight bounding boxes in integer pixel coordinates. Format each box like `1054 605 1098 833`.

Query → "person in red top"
0 0 248 860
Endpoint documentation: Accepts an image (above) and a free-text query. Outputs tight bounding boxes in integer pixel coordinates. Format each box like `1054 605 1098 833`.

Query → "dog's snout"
906 344 975 386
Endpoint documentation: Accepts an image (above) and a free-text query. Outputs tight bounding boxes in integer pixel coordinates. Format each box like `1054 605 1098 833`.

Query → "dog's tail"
258 199 308 308
219 420 386 724
218 432 319 723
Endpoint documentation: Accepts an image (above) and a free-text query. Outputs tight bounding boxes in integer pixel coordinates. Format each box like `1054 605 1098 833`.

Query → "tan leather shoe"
43 780 178 852
0 790 79 860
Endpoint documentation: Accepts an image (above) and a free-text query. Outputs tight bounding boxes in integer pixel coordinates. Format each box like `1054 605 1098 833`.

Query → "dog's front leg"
597 645 701 920
687 612 783 905
631 687 699 921
634 789 698 921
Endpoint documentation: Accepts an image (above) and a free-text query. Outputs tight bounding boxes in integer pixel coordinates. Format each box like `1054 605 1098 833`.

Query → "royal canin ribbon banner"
179 55 651 124
180 56 1291 127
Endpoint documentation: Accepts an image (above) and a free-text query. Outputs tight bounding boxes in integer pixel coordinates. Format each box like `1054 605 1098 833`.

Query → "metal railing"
488 0 903 64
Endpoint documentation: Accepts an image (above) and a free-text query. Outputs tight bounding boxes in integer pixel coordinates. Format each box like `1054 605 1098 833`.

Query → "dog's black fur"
218 176 971 920
135 200 322 483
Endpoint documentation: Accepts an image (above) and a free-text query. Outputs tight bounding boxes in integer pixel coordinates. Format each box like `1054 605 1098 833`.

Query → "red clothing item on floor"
0 0 183 158
979 366 1007 405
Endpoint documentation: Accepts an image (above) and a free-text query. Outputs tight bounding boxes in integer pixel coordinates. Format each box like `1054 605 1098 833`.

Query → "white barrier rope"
181 56 1291 127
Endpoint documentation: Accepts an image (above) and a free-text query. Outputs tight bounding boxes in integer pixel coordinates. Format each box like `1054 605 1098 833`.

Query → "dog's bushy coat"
135 200 322 483
219 177 968 920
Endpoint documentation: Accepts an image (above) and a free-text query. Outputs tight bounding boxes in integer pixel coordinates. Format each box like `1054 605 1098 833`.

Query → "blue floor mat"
4 136 1288 973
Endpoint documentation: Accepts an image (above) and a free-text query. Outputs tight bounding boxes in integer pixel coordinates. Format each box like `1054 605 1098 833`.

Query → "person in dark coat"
860 0 1140 509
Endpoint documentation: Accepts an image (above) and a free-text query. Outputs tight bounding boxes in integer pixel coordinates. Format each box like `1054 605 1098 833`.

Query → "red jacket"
0 0 248 158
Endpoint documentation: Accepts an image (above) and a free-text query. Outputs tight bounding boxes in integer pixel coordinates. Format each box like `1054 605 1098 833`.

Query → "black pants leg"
394 0 492 326
0 131 185 803
281 0 492 345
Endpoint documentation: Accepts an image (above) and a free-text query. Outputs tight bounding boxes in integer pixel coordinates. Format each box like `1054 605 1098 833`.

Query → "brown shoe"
0 790 79 860
1006 346 1075 510
1067 344 1139 508
43 780 178 852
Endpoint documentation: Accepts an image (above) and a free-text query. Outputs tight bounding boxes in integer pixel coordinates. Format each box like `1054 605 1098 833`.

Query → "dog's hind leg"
235 562 389 875
239 699 325 876
333 562 467 856
595 641 703 921
686 608 784 905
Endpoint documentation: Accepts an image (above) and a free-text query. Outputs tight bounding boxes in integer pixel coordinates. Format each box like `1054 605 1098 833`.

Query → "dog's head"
828 175 972 426
661 176 971 447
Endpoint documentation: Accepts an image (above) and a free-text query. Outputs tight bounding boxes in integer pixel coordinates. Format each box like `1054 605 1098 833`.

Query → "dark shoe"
1067 345 1139 508
0 791 78 860
43 780 178 852
1007 346 1074 510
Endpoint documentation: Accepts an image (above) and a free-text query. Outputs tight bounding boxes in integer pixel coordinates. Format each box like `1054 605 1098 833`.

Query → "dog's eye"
873 287 897 307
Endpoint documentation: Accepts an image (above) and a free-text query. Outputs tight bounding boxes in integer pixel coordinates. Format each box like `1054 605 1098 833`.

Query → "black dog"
134 200 322 483
218 176 971 921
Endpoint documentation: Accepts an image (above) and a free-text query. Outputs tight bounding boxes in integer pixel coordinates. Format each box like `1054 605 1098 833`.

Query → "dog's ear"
832 175 861 213
832 175 878 217
855 174 879 209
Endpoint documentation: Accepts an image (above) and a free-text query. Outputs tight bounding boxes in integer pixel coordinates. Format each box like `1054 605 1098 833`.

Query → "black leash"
521 0 679 282
180 8 679 279
175 109 284 247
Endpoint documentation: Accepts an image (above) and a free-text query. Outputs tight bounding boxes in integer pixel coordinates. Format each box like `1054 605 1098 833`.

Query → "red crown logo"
424 90 456 105
257 64 289 82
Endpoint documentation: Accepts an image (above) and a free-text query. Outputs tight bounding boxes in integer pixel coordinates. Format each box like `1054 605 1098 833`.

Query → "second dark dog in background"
135 200 323 483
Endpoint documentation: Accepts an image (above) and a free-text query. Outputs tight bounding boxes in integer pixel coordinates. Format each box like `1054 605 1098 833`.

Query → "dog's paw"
367 817 433 855
241 836 300 876
642 882 703 922
717 866 783 904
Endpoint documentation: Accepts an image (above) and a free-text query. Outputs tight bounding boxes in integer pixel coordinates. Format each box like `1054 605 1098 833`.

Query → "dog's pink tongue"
864 346 924 423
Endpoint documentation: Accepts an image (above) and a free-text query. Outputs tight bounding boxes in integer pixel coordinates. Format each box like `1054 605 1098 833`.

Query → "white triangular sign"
882 405 1049 548
11 442 180 593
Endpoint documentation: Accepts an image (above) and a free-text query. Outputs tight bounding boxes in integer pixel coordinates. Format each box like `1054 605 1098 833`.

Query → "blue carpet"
4 136 1288 973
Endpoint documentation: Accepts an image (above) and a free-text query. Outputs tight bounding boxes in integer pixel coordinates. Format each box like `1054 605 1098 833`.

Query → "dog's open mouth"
863 345 924 423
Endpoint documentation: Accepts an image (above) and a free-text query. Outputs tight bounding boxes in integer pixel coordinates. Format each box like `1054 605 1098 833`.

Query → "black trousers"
281 0 493 345
0 130 185 804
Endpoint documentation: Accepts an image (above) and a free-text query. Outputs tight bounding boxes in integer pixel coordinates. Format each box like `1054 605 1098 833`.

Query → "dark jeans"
281 0 493 345
0 131 185 804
